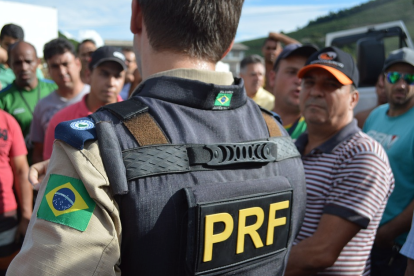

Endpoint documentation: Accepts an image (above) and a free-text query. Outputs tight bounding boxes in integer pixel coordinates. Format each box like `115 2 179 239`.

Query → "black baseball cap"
89 46 127 71
298 46 359 86
383 47 414 71
273 43 318 70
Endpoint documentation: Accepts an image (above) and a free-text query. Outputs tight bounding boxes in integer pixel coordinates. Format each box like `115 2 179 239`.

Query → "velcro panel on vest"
184 176 293 275
261 111 283 137
123 137 300 180
123 113 169 146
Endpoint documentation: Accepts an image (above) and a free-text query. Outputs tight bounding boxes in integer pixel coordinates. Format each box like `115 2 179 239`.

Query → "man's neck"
304 118 352 155
273 105 301 127
388 97 414 117
86 92 118 113
140 49 215 80
56 81 84 99
16 78 38 91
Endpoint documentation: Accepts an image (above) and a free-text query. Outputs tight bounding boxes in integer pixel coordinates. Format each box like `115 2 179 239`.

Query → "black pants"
371 244 407 276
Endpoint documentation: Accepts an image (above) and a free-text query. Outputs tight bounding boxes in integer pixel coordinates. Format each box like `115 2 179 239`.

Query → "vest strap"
123 136 299 180
261 111 283 137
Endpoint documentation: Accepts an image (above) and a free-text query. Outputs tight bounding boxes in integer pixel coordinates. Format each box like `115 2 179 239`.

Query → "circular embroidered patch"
70 120 94 130
52 188 76 211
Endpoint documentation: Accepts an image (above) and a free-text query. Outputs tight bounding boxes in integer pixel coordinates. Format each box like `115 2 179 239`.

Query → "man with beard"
364 48 414 276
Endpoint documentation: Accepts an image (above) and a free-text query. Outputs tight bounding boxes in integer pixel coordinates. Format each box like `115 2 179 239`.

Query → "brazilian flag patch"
37 174 96 231
214 92 233 107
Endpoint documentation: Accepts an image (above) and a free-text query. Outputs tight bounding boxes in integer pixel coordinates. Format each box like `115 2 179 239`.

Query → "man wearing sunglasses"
364 47 414 276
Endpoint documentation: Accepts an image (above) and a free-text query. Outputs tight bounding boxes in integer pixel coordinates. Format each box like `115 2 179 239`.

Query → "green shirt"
0 64 45 91
284 116 307 140
0 79 57 137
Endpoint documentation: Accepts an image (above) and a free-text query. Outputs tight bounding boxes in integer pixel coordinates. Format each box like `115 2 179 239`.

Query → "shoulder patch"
37 174 96 231
55 117 97 150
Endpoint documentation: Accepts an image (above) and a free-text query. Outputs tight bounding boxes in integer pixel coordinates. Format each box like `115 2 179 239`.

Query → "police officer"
7 1 306 275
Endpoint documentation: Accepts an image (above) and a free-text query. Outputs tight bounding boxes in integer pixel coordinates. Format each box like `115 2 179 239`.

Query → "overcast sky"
3 0 369 42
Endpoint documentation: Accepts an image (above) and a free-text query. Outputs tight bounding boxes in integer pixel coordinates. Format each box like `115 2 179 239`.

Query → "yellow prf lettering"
266 201 289 245
203 213 234 262
237 207 264 254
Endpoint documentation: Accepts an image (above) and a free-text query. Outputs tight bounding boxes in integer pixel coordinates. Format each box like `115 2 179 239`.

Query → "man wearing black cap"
285 46 394 275
364 47 414 276
269 43 317 140
42 46 125 160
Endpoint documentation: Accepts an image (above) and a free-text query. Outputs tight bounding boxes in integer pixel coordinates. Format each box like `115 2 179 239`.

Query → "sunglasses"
385 71 414 85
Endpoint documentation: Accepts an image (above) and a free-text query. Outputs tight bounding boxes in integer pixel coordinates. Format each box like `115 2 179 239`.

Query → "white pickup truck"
325 21 414 113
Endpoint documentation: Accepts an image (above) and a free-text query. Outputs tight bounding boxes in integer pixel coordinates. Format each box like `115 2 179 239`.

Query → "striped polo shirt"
294 120 394 276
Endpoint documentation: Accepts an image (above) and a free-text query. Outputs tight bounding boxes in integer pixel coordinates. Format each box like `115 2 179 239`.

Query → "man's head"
239 55 265 98
381 47 414 110
8 41 39 89
122 47 137 84
130 0 244 70
270 44 318 113
44 38 82 90
77 39 97 69
262 37 281 64
89 46 126 104
0 24 24 50
298 46 359 129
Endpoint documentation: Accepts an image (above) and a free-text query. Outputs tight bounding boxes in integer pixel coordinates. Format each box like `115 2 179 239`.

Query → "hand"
375 224 395 249
28 159 50 190
14 217 30 243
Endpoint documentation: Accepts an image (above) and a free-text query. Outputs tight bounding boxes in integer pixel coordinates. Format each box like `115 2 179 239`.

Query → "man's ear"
130 0 143 34
221 39 234 60
350 89 359 110
269 70 276 88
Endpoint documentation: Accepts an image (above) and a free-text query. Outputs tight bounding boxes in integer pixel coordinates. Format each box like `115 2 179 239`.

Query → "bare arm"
31 142 44 164
406 258 414 276
375 199 414 249
11 155 33 241
285 214 361 276
268 32 299 45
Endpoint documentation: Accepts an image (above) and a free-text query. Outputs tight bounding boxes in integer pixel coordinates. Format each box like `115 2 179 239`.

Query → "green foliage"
58 31 79 50
242 0 414 56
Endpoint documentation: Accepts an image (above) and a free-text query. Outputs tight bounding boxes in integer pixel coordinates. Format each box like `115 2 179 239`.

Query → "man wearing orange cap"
284 46 394 275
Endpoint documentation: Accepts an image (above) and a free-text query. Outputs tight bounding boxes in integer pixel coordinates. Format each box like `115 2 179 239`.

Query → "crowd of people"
1 1 414 275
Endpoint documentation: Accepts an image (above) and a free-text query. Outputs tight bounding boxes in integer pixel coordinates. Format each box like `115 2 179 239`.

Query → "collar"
295 119 360 155
131 69 247 110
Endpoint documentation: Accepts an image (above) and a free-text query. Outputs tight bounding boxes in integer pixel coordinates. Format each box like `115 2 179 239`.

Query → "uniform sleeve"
29 104 44 143
6 140 122 276
8 112 27 158
323 150 394 229
401 212 414 259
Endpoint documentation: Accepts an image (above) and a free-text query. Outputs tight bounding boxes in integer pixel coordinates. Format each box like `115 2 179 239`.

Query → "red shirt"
0 109 27 213
43 93 123 160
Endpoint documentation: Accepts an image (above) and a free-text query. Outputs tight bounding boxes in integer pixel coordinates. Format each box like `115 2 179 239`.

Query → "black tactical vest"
90 76 306 276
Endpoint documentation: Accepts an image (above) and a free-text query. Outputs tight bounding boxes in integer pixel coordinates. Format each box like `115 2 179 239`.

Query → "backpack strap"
100 98 170 146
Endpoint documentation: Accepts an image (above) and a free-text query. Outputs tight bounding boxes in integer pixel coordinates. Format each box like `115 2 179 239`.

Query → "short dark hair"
122 46 134 53
0 24 24 41
240 55 264 72
262 37 280 47
138 0 244 63
76 39 96 54
8 41 37 65
43 38 76 61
